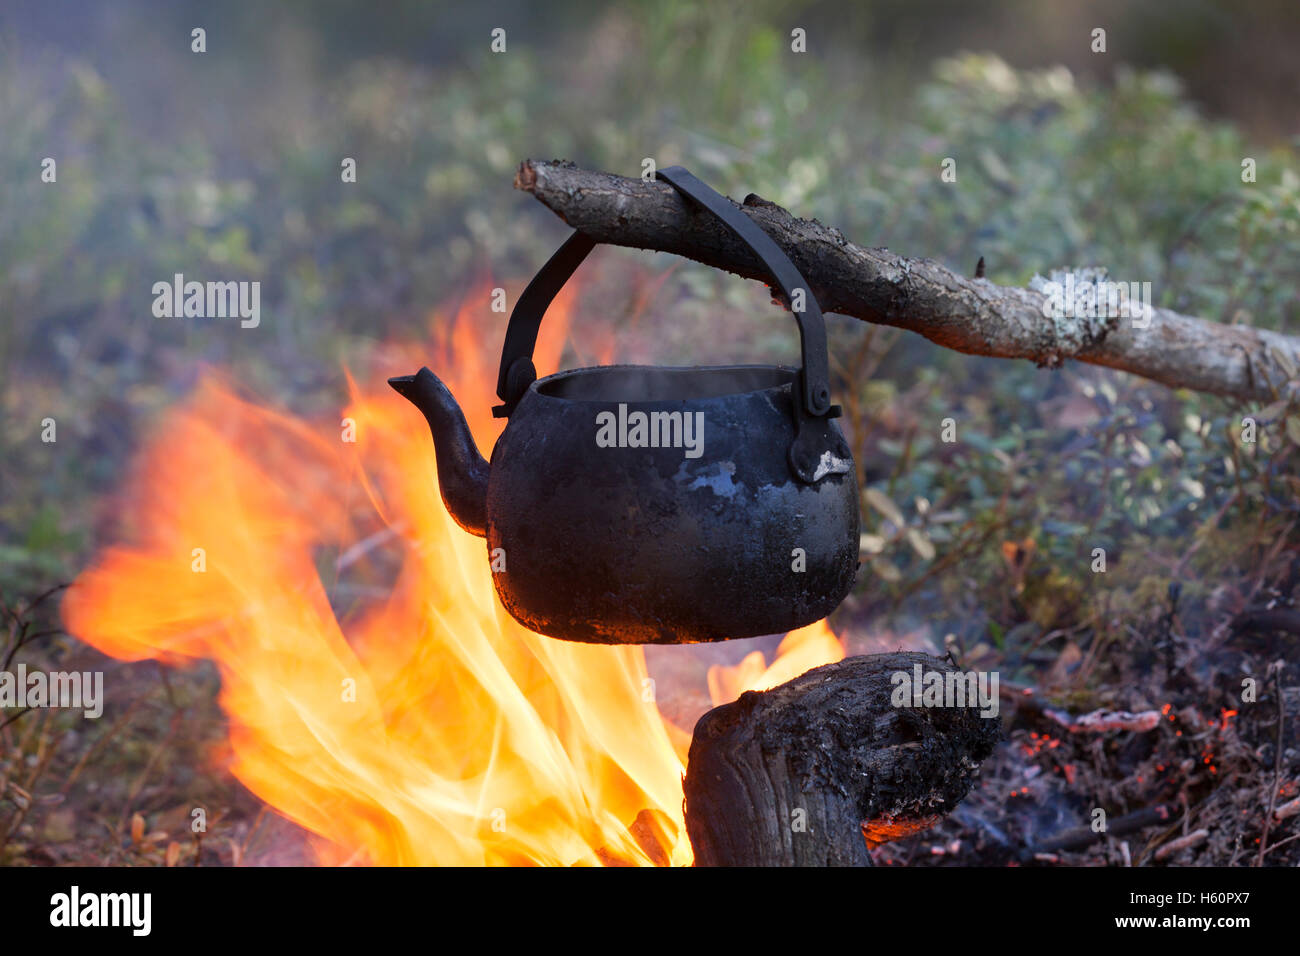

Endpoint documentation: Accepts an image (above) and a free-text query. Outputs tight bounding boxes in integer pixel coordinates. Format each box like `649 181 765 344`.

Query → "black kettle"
390 166 859 644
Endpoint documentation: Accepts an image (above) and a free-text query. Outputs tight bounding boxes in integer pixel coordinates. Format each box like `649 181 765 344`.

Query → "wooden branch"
1235 608 1300 637
1022 804 1175 858
1153 827 1209 862
682 652 999 866
516 160 1300 403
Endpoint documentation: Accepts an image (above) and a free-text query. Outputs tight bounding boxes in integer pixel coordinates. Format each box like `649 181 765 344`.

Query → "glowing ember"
861 814 941 849
61 282 842 866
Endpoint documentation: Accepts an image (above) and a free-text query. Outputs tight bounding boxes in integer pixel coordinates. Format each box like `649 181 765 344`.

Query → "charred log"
683 652 999 866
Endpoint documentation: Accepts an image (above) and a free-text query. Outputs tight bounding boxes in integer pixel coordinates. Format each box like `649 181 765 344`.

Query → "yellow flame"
706 619 845 707
62 281 841 866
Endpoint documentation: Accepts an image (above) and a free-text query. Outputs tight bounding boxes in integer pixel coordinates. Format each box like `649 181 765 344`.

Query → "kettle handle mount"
493 165 837 427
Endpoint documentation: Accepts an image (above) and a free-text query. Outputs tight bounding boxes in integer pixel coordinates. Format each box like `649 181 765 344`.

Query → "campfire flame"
707 619 844 707
62 281 844 866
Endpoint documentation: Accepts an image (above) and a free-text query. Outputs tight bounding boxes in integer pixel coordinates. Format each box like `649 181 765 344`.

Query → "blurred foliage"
1 5 1298 669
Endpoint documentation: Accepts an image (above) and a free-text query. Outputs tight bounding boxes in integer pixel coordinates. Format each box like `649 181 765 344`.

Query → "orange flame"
706 619 845 707
62 280 843 866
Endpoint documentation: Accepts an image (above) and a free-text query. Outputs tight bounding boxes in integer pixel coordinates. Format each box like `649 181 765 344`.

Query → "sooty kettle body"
390 166 859 644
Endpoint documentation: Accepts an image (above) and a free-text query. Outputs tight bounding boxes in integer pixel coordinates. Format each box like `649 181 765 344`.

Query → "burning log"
1273 792 1300 822
683 652 999 866
516 159 1300 403
1041 706 1162 734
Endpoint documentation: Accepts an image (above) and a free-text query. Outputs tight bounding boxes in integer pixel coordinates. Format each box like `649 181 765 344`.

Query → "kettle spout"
388 368 490 537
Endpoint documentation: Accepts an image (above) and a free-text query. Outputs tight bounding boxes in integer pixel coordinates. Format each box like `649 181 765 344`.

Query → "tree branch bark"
515 159 1299 403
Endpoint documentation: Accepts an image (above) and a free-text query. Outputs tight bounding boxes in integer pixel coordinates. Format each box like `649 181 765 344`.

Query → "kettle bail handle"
494 165 833 420
654 165 832 419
